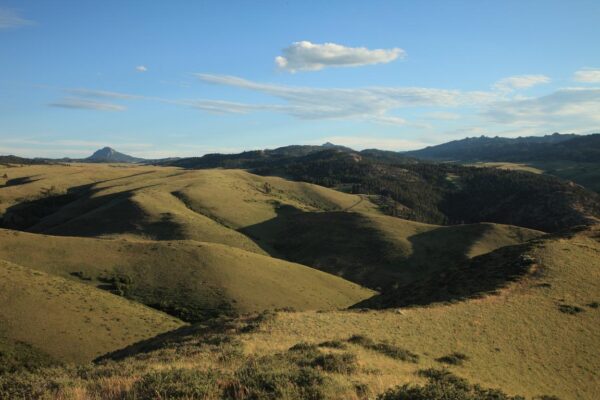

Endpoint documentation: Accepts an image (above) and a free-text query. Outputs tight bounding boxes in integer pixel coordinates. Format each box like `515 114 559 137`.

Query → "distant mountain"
0 155 51 165
406 133 600 162
164 142 359 169
86 147 144 163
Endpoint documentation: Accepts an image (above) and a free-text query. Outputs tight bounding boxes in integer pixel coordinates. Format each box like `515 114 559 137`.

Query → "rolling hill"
0 229 375 322
0 259 184 364
2 225 597 399
243 211 543 290
0 160 598 399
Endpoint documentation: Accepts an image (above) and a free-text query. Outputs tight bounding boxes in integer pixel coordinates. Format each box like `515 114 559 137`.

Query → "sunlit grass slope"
0 164 379 254
0 259 184 363
0 229 375 321
7 226 597 399
242 226 600 399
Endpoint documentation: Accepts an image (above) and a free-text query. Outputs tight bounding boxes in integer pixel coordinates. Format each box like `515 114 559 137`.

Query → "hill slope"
0 229 375 322
0 259 184 363
4 226 597 399
243 211 543 289
0 164 379 254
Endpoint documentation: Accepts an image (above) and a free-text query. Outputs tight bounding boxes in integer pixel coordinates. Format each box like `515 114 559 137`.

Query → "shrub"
558 304 584 314
586 301 599 309
436 352 469 366
347 335 419 363
311 353 358 374
378 368 528 400
0 372 64 399
227 356 331 400
318 340 348 350
127 368 222 399
289 342 320 352
70 271 92 281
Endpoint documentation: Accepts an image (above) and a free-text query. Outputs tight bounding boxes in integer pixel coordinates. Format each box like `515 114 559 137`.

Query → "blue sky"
1 0 599 158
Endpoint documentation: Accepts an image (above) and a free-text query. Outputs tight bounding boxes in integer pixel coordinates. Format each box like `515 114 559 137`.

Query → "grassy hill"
0 164 378 254
0 229 375 322
2 225 597 399
243 211 543 290
0 259 184 364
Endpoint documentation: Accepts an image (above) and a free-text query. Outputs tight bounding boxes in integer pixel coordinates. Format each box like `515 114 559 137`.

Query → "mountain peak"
86 147 143 163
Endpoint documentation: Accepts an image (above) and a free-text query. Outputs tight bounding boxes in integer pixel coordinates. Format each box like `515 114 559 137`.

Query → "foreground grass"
2 226 597 399
0 314 560 400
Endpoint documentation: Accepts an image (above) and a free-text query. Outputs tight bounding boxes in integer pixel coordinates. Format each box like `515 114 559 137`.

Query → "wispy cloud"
135 65 148 72
66 88 142 100
573 68 600 83
493 75 550 91
0 8 34 29
49 98 126 112
195 73 495 124
483 87 600 130
275 41 405 72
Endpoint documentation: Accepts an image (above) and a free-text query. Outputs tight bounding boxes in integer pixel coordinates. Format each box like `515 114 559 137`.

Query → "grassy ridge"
245 211 542 289
0 164 379 255
0 229 375 322
241 226 600 399
2 226 597 399
0 259 184 363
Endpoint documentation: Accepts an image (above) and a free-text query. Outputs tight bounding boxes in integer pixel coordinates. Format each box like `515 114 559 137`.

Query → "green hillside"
244 211 543 289
2 226 597 399
0 259 184 364
0 229 375 322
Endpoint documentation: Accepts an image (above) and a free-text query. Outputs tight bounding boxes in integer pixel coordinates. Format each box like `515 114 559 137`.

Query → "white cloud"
493 75 550 91
49 98 126 112
136 65 148 72
66 88 142 100
574 68 600 83
0 8 33 29
275 41 405 72
195 73 495 124
483 87 600 130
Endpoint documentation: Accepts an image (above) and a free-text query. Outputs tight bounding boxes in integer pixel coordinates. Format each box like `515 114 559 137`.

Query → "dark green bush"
436 352 469 365
347 335 419 363
0 372 64 400
318 340 348 349
127 368 222 399
311 353 358 374
558 304 584 314
227 356 330 400
70 271 92 281
378 368 527 400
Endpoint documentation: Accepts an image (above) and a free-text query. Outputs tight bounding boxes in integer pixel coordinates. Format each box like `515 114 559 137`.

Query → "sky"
1 0 599 158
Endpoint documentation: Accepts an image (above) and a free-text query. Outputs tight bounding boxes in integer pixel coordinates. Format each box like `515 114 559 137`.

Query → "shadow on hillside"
240 210 400 287
1 176 41 188
0 175 185 240
352 242 537 309
241 210 537 308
